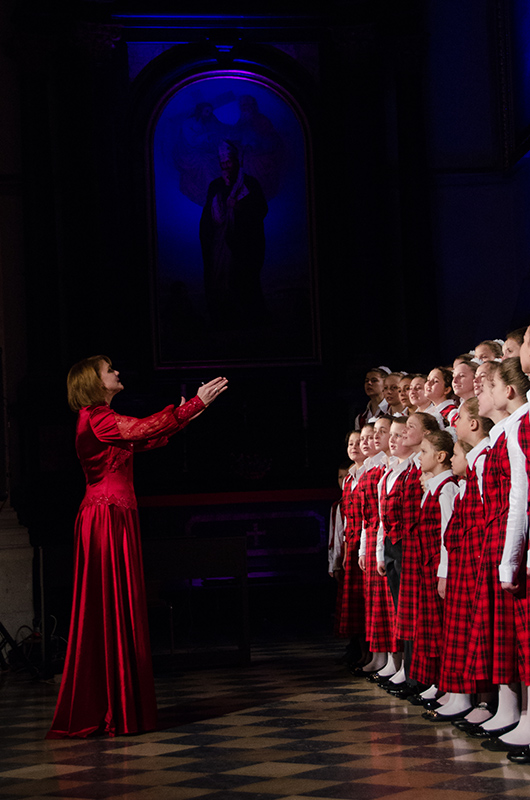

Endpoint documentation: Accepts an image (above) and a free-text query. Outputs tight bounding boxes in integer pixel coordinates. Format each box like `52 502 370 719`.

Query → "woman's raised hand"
197 377 228 406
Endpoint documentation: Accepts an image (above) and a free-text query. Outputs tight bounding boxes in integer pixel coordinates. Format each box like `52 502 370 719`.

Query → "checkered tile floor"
1 637 530 799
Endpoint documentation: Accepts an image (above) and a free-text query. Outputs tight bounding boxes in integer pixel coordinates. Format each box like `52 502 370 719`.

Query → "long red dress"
438 444 489 694
409 473 458 687
464 427 522 686
47 397 204 739
359 461 395 652
338 469 366 637
395 461 422 640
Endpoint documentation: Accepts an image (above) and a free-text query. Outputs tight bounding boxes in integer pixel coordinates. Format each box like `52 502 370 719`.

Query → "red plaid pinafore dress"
359 464 397 652
464 434 521 686
395 463 422 640
410 474 458 687
338 471 366 637
377 466 414 651
438 453 488 693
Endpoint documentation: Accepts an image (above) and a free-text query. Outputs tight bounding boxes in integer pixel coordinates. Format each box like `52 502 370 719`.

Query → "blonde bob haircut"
67 355 112 412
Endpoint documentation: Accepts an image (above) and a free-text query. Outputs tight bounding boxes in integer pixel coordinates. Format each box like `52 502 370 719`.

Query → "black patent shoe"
453 719 483 732
386 681 407 695
422 699 441 711
375 674 395 686
422 708 472 723
408 693 425 705
468 722 518 739
508 746 530 764
481 737 525 752
350 666 378 677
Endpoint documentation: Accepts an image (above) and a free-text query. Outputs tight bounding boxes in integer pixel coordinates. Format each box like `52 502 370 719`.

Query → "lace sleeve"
88 396 205 446
113 407 180 441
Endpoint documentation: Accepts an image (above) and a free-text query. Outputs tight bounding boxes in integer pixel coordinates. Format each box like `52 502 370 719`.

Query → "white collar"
433 399 455 412
426 469 454 494
388 457 411 478
504 402 529 433
368 451 388 469
466 437 490 467
489 416 510 446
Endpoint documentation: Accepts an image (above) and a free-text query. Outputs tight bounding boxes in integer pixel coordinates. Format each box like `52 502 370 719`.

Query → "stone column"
0 0 34 639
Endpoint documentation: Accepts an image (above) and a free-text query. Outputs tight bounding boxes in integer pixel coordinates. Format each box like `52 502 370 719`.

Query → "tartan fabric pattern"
410 475 458 688
358 466 397 651
338 474 366 637
341 473 358 544
396 464 422 640
439 464 488 693
439 403 458 423
379 467 410 544
464 435 520 686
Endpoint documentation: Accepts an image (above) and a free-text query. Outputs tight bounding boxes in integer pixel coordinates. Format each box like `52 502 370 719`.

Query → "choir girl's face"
477 372 495 417
403 414 425 448
473 363 489 397
383 375 401 406
99 361 123 400
452 363 475 400
490 372 510 412
451 441 468 477
425 369 450 403
364 371 384 399
347 432 362 463
389 422 410 458
474 344 496 362
419 438 439 475
409 377 427 408
398 377 412 407
503 337 521 361
359 426 376 457
519 327 530 374
373 418 391 453
338 467 349 489
454 405 473 443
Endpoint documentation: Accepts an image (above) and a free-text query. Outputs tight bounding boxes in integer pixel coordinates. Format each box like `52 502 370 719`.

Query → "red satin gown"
46 396 204 738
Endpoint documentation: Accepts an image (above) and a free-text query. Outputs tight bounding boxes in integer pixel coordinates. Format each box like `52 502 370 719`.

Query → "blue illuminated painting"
151 72 319 367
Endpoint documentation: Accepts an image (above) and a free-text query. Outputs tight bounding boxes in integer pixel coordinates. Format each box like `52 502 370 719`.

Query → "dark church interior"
2 0 530 797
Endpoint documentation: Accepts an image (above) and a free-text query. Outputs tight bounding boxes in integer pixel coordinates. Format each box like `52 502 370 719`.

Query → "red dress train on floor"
46 397 204 739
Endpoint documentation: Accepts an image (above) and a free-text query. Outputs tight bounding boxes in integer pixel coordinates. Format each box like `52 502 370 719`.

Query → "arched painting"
149 70 320 367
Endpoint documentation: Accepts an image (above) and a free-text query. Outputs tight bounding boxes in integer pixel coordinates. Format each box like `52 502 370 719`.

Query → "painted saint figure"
200 140 268 329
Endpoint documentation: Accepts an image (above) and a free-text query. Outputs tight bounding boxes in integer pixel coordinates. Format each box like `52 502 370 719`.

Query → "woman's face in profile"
99 361 123 399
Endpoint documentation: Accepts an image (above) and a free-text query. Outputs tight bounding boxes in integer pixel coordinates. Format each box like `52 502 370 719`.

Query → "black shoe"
386 681 407 694
408 693 425 705
423 708 472 723
481 737 525 752
468 722 518 739
375 674 395 686
350 666 377 677
507 746 530 764
453 719 483 732
422 699 441 711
